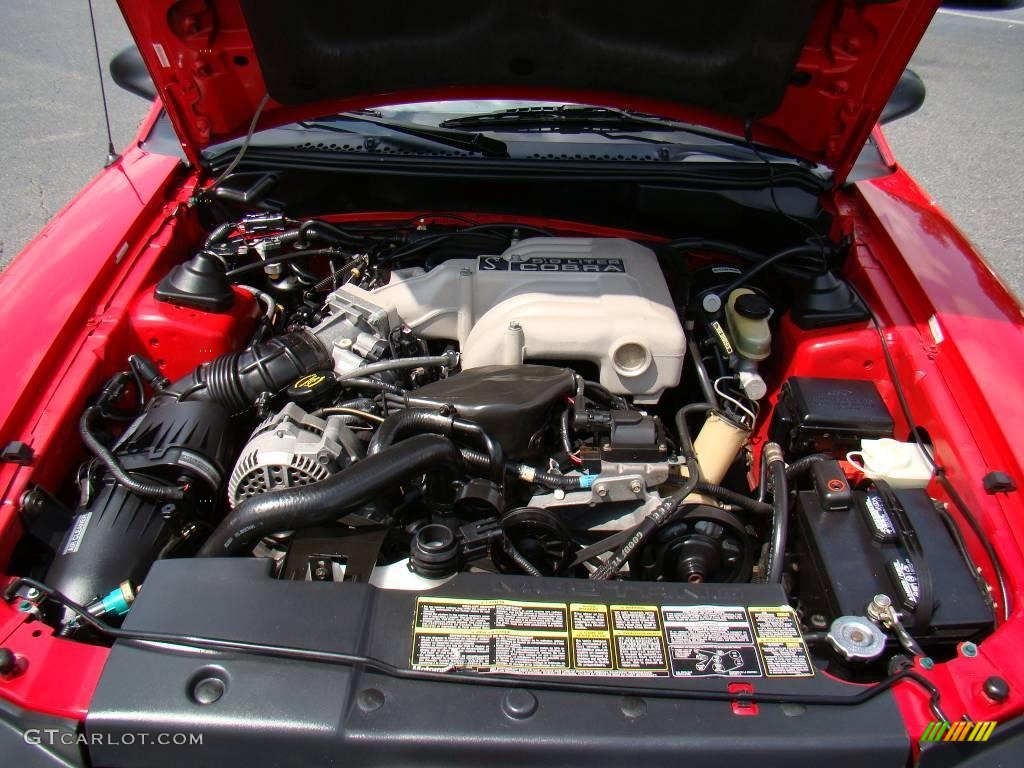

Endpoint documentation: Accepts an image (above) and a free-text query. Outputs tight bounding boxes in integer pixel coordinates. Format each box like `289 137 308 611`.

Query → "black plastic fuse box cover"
770 376 894 456
795 488 993 644
85 558 909 768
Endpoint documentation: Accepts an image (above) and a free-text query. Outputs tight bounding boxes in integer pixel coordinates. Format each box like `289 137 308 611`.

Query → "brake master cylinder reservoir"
725 289 772 400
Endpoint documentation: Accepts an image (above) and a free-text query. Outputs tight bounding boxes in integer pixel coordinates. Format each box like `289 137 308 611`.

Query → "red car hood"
117 0 938 183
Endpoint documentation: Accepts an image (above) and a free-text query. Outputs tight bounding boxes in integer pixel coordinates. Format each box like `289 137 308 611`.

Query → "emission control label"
410 598 811 678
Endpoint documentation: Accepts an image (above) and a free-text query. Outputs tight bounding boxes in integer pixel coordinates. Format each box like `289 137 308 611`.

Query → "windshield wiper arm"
304 113 508 158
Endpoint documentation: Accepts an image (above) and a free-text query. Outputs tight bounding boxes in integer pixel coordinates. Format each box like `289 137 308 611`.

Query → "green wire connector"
87 581 136 619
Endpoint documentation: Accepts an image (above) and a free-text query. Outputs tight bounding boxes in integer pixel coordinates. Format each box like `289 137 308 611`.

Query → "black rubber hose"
460 448 583 491
366 408 454 455
590 516 660 580
668 238 822 279
714 244 828 301
765 451 788 583
295 219 364 247
155 332 331 413
367 408 505 483
674 401 714 465
204 221 235 248
693 481 773 515
79 407 186 501
785 453 831 481
198 434 463 556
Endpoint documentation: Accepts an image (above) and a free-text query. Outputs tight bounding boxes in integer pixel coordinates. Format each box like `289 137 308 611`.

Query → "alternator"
228 403 353 507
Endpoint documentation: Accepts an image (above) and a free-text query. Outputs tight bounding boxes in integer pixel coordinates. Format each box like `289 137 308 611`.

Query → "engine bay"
9 211 995 686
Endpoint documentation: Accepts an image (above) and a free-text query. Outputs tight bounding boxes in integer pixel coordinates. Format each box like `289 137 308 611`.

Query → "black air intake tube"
155 332 332 412
367 408 505 483
198 434 464 556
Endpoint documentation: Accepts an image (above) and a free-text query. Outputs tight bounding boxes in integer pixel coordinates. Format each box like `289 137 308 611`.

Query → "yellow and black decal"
410 598 812 679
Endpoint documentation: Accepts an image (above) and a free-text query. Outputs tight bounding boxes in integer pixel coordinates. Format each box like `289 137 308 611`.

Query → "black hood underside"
240 0 821 120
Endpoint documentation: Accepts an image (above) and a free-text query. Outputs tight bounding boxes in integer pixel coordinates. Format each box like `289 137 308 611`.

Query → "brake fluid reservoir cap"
734 292 772 319
827 615 887 661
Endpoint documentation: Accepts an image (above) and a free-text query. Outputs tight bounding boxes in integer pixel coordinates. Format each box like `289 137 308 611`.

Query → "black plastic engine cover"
85 559 909 768
411 365 575 458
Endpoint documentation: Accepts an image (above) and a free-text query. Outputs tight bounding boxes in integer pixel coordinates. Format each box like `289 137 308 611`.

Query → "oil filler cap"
286 371 338 409
827 616 887 662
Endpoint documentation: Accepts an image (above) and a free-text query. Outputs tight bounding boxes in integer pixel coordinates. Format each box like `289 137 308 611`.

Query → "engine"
33 216 992 678
314 238 687 403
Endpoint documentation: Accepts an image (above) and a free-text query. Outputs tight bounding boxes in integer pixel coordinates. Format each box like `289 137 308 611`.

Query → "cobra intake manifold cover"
334 238 686 402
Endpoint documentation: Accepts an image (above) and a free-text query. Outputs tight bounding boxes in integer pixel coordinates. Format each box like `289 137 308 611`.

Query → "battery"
794 487 993 645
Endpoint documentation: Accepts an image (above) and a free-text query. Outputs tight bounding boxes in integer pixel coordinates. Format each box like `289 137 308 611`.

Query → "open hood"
117 0 938 183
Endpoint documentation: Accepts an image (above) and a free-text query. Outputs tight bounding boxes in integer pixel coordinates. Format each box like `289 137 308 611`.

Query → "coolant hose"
155 332 332 412
367 408 504 483
764 443 788 583
198 434 464 556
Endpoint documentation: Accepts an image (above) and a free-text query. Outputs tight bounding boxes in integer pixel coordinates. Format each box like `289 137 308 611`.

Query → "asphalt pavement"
0 1 1021 297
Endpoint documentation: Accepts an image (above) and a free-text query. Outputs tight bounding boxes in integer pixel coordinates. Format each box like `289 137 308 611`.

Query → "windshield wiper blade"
304 113 509 158
439 106 801 160
440 105 691 132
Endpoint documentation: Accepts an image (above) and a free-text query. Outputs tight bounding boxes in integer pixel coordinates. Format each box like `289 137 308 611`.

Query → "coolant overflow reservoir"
725 289 772 361
846 438 934 489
